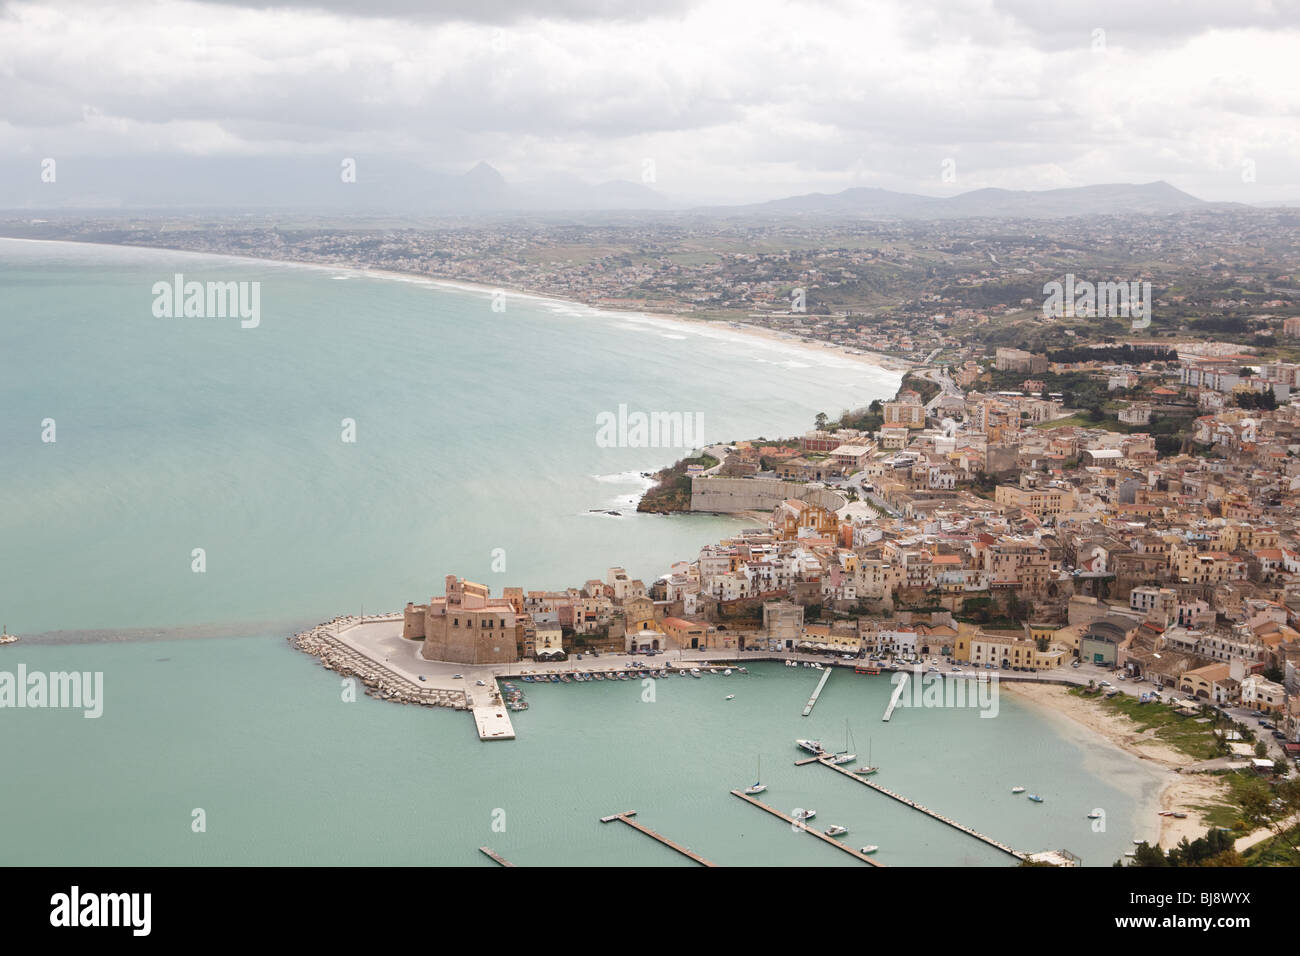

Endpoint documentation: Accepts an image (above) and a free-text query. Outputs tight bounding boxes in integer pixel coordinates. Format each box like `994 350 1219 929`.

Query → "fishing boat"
723 668 732 676
1011 786 1025 794
548 674 559 683
559 674 571 683
617 672 629 681
689 668 702 678
522 675 533 683
0 626 18 646
737 667 748 674
1027 794 1044 803
859 845 879 855
743 757 766 795
796 739 824 755
594 672 604 681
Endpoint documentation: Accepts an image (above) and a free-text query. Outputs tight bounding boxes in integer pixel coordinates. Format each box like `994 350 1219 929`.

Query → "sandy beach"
9 237 914 378
1003 682 1229 850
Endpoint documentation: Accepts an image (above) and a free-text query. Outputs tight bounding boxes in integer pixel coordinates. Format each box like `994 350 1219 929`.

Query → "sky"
1 0 1299 205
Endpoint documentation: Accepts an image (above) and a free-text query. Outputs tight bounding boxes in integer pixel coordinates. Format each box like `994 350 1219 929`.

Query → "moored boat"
794 808 816 821
796 739 824 755
824 824 848 837
859 845 879 855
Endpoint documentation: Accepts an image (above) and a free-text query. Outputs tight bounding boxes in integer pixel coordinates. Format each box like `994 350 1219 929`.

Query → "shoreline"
0 235 914 375
1002 682 1227 851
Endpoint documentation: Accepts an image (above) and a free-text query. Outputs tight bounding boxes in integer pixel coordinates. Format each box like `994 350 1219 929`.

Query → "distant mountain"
704 181 1210 220
0 157 675 213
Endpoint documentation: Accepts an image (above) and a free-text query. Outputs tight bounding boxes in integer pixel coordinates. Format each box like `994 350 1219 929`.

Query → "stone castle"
404 575 520 665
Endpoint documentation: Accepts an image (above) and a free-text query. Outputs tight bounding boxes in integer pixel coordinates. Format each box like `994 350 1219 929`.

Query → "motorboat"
795 739 824 755
1027 794 1044 803
824 825 848 837
725 694 735 700
859 845 879 855
1011 786 1026 794
793 809 816 821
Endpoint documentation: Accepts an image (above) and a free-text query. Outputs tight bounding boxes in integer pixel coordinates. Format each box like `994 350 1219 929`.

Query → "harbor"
804 754 1026 860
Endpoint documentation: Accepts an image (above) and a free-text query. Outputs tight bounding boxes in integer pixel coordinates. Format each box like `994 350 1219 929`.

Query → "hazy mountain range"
0 156 1249 219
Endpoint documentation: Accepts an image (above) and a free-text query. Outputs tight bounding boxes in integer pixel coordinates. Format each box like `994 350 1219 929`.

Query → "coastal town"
284 325 1300 867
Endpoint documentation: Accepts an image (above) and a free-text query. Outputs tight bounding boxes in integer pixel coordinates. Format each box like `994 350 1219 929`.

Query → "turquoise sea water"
0 240 1163 866
0 239 896 635
0 639 1161 867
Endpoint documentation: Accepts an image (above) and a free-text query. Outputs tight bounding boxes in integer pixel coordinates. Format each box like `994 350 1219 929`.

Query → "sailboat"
744 756 766 795
853 734 878 775
829 718 857 765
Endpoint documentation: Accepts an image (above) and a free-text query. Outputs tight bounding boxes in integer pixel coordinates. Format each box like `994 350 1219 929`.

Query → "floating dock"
802 666 833 716
882 671 908 721
472 697 517 741
478 846 515 867
810 757 1024 860
599 811 716 866
729 790 885 866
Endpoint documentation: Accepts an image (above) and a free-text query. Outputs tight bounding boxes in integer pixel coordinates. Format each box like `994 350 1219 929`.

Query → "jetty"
882 671 908 721
471 696 516 741
809 757 1024 860
478 846 515 867
802 666 833 716
599 811 716 867
730 790 884 866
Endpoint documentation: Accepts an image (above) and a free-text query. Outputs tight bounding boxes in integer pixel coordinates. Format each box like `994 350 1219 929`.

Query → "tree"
814 412 829 431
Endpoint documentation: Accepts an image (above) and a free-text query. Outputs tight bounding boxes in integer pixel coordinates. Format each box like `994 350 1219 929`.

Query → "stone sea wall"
291 617 469 710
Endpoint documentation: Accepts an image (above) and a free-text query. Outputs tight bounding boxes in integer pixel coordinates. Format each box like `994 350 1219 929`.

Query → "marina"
729 790 886 866
806 755 1026 860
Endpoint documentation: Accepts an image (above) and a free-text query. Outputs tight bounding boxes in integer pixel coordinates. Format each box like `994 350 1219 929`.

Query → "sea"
0 238 1163 866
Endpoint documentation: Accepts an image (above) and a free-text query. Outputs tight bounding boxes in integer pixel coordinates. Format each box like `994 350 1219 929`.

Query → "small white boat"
795 739 824 755
1087 811 1103 819
829 752 856 765
1011 786 1026 794
824 824 848 837
794 809 816 821
859 845 879 855
723 668 732 675
725 694 735 700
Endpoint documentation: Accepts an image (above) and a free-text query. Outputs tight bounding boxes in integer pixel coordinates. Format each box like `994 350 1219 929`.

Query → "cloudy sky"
2 0 1298 204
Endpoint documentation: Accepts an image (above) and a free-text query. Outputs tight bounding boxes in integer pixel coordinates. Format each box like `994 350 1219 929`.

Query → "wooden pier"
802 666 833 716
599 811 717 866
882 671 908 721
729 790 885 866
478 846 515 867
809 757 1024 860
